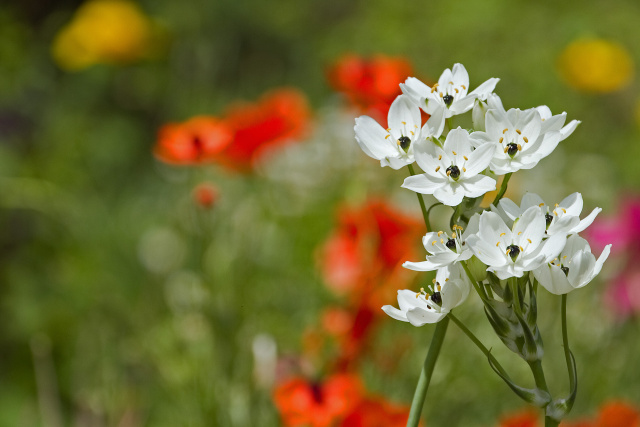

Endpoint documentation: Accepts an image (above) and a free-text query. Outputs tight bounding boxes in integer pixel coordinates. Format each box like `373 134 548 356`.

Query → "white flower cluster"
353 63 611 326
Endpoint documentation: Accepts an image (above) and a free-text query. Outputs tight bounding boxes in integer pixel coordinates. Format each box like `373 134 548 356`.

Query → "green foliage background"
1 0 639 426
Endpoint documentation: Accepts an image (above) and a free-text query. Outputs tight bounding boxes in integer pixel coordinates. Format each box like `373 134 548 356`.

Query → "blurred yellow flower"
52 0 156 71
557 38 634 93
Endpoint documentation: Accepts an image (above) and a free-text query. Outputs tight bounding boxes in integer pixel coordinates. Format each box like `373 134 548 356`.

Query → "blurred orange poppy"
340 397 417 427
193 182 219 208
327 54 415 122
154 116 232 165
498 409 539 427
218 88 311 172
596 401 640 427
273 373 364 427
318 199 422 309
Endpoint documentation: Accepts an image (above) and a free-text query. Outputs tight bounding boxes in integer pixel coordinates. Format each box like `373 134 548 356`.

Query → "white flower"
354 94 427 169
382 264 471 325
401 63 499 136
402 127 496 206
466 206 567 280
403 215 479 271
493 192 601 236
533 234 611 295
470 104 580 175
472 93 504 131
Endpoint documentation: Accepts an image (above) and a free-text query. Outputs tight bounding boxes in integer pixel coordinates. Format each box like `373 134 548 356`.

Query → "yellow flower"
557 38 634 93
52 0 155 71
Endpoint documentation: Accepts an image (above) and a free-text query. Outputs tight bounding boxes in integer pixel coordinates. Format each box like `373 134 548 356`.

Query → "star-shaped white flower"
533 234 611 295
403 216 479 271
382 264 471 326
492 192 601 236
466 206 567 280
402 127 496 206
534 105 580 142
354 94 427 169
401 63 499 136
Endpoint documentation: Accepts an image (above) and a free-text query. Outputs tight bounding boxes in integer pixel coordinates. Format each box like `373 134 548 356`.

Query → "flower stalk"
406 317 450 427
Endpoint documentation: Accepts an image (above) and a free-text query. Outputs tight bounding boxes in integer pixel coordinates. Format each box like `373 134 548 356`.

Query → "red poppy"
340 397 417 427
154 116 232 165
498 409 539 427
273 373 364 427
327 54 415 122
193 182 219 208
318 199 422 309
595 401 640 427
217 88 311 172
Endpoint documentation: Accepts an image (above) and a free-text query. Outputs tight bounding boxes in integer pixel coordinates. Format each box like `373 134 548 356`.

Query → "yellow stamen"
503 128 508 134
438 231 444 236
517 144 522 151
516 129 521 135
461 85 466 89
527 238 532 244
496 242 500 247
518 231 522 235
500 232 506 236
455 88 459 93
561 208 567 213
438 154 442 160
435 166 441 172
452 151 457 155
463 156 468 160
463 167 466 172
499 137 504 143
538 203 545 207
385 135 390 139
432 241 437 246
523 136 529 143
401 121 406 125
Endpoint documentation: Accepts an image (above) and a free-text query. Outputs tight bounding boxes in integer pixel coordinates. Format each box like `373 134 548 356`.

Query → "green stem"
448 313 508 377
460 260 488 301
492 173 512 206
561 294 572 387
545 416 560 427
406 317 450 427
407 164 431 231
529 360 549 392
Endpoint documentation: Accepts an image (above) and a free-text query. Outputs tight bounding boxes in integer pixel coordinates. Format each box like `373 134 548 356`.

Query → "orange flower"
193 183 219 208
595 401 640 427
498 409 539 427
154 116 232 165
327 54 415 121
273 374 364 427
217 88 311 172
340 397 417 427
318 199 422 309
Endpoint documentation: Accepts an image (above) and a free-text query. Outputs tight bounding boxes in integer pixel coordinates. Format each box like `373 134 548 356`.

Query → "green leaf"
488 356 551 407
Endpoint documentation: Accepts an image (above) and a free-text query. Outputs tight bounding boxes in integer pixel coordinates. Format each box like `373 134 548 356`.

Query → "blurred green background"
1 0 639 426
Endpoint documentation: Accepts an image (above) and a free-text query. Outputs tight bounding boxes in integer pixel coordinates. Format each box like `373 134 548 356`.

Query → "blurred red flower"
273 373 363 427
596 401 640 427
340 397 417 427
498 409 539 427
318 199 422 309
327 54 416 122
217 88 311 172
154 116 232 165
193 182 219 208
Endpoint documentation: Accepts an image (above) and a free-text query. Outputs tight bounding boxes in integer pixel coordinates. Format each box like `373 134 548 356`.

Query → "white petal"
496 198 521 222
571 207 601 234
434 185 465 206
425 106 446 137
397 289 423 312
592 244 612 277
559 192 583 216
513 206 545 248
451 63 469 90
383 156 412 170
402 174 446 195
466 235 508 267
534 264 573 295
443 127 473 158
403 260 441 272
450 95 476 115
463 143 495 175
400 77 429 107
406 308 446 326
469 78 500 100
478 211 512 247
388 95 421 137
567 250 596 288
520 193 545 210
441 281 463 311
560 120 580 141
354 116 397 160
382 305 409 322
461 175 496 198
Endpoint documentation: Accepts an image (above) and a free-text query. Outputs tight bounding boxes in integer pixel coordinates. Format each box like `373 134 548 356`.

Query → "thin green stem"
407 164 431 231
529 360 549 392
460 260 488 301
406 317 450 427
448 313 508 376
492 173 512 206
561 294 572 387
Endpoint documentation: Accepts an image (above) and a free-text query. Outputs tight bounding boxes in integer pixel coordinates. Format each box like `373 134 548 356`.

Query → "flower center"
545 213 553 228
506 143 519 158
446 165 460 180
506 244 520 261
443 94 454 106
431 291 442 305
398 136 411 152
445 238 457 252
561 266 569 276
